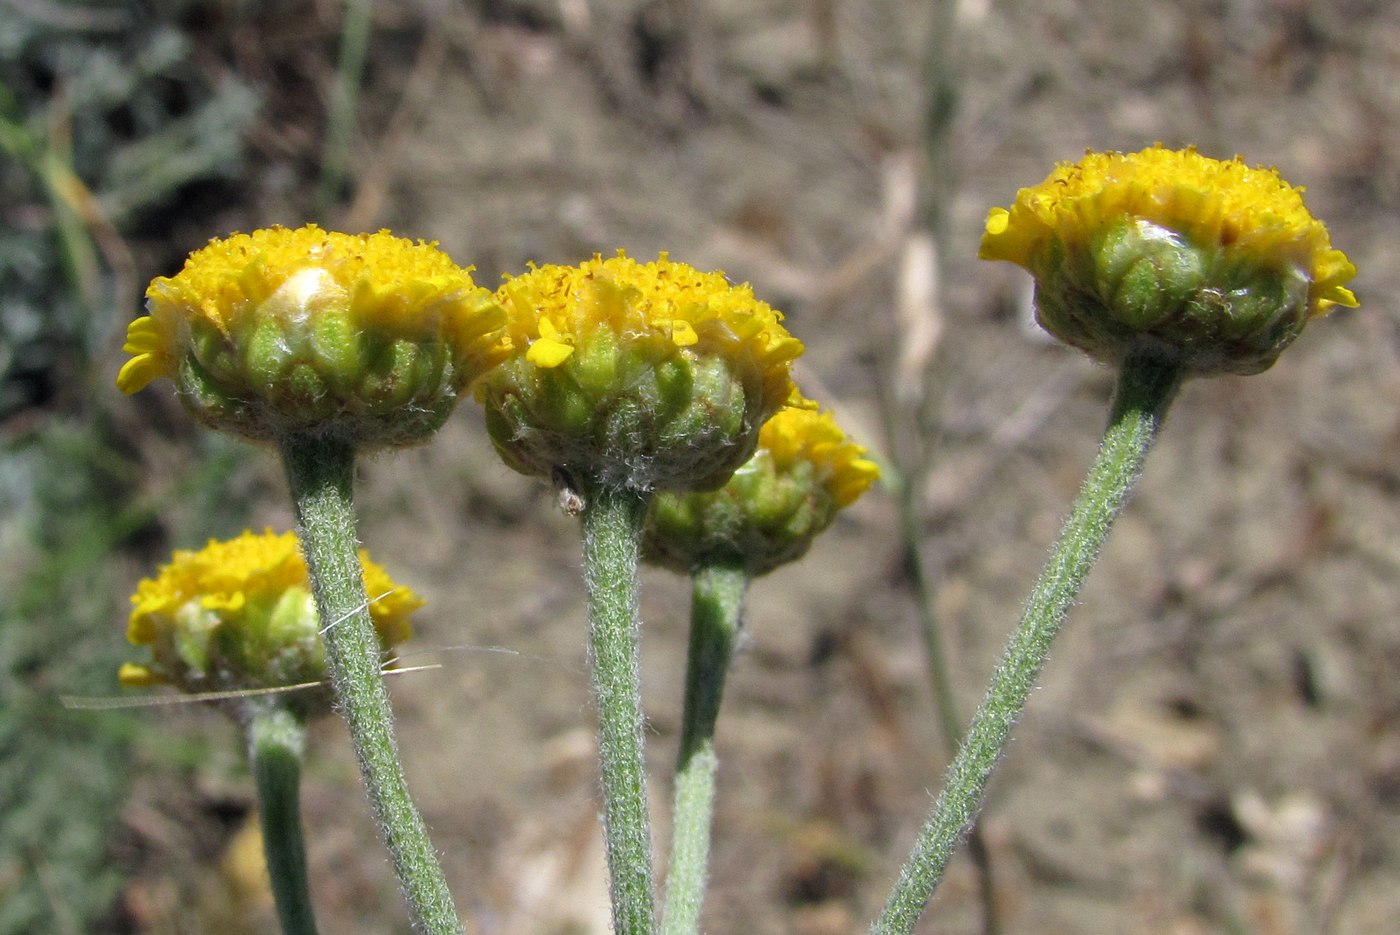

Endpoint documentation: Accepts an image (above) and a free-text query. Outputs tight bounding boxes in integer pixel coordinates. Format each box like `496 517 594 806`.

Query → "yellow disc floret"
478 252 805 493
119 224 507 446
120 529 420 706
980 145 1358 374
645 406 880 576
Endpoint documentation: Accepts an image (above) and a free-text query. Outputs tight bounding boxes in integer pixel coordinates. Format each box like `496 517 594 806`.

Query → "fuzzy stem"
895 465 1002 935
247 704 319 935
280 434 461 935
871 354 1183 934
580 483 657 935
660 562 747 935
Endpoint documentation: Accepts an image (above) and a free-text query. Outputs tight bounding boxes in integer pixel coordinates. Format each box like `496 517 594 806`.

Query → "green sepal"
479 342 765 493
1033 219 1318 375
645 452 837 577
171 601 218 680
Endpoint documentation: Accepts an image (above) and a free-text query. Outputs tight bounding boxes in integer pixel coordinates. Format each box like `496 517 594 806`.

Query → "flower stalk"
579 481 657 934
247 703 319 935
660 562 746 935
643 404 879 933
475 253 810 932
280 433 461 935
888 460 1001 935
871 352 1182 934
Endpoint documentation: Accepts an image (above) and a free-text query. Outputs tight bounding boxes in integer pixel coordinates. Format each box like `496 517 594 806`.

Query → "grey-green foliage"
0 0 259 419
0 423 259 935
0 420 149 935
0 3 261 931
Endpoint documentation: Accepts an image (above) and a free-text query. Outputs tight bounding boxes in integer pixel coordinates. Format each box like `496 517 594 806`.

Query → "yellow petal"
126 608 158 644
984 207 1011 235
667 319 698 347
527 336 576 367
201 592 245 612
118 663 162 687
121 316 161 353
1327 286 1359 310
116 355 163 394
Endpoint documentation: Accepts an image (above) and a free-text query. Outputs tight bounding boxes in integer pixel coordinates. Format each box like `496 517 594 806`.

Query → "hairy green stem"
872 354 1183 934
580 483 656 934
280 434 461 935
247 704 319 935
894 466 1001 935
874 314 1001 935
660 562 747 935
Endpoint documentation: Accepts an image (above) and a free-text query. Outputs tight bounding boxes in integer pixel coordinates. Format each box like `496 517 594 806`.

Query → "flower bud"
645 407 880 576
979 145 1357 375
120 530 420 710
118 225 507 447
476 253 804 493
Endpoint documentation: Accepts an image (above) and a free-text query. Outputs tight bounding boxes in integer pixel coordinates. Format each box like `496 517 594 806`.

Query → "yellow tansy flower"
477 252 805 493
119 224 506 446
120 529 420 702
980 145 1357 375
645 406 880 576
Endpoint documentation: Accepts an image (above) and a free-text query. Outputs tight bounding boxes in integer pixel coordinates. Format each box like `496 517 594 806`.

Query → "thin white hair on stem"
59 663 442 711
319 588 398 635
397 642 585 676
67 642 557 712
391 643 522 662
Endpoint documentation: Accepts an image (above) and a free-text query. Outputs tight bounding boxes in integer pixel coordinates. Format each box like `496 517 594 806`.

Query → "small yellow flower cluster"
121 529 419 694
120 225 505 445
646 407 880 576
479 252 807 492
981 145 1357 374
121 225 506 392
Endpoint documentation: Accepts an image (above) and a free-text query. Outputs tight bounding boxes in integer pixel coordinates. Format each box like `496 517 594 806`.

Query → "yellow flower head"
980 145 1358 375
119 224 506 446
120 529 420 706
645 406 880 576
477 252 805 493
